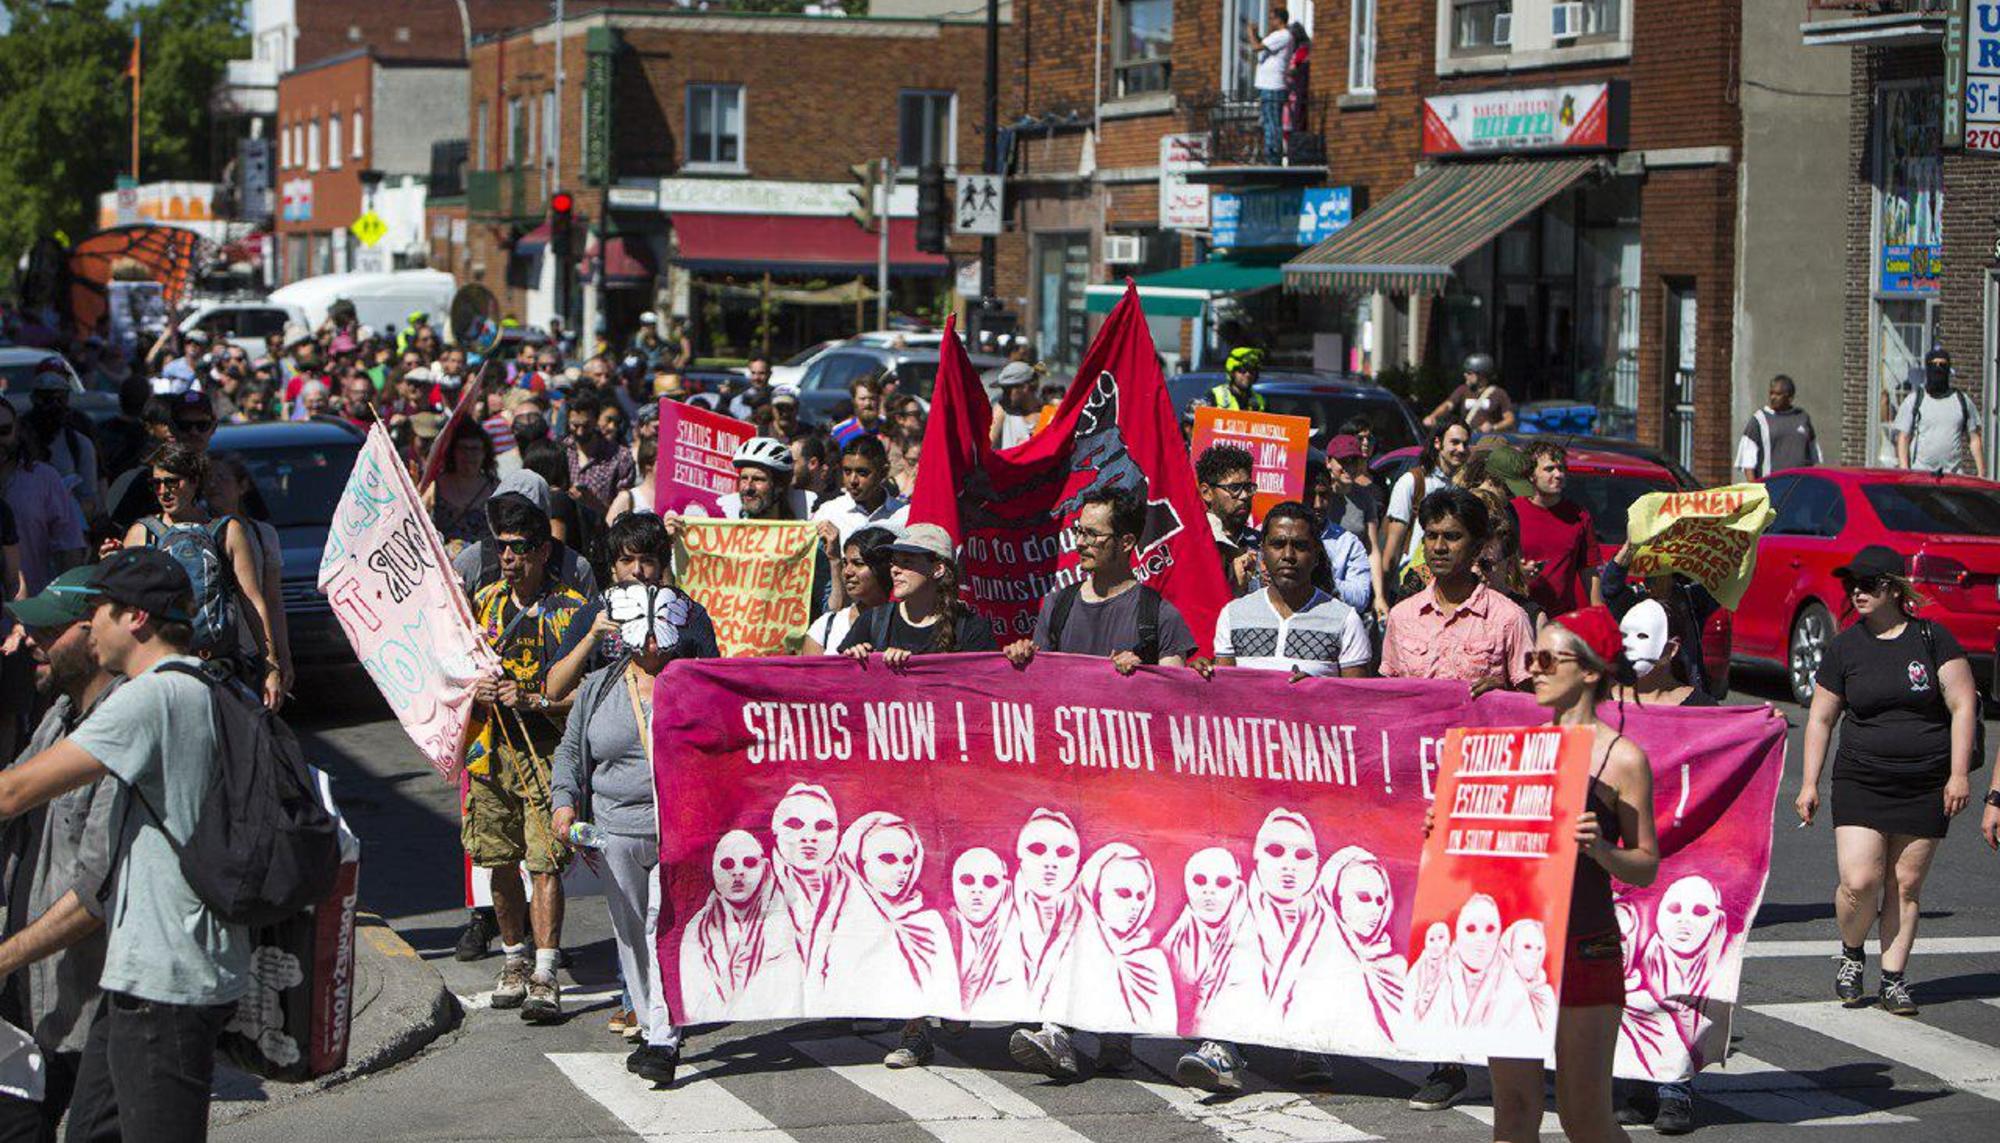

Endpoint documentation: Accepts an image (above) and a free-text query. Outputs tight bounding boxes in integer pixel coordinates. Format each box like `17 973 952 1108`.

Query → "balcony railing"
1802 0 1950 46
1183 91 1331 170
1806 0 1947 12
465 166 546 221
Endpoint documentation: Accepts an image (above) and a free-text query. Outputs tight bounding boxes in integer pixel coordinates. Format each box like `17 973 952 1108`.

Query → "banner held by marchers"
673 519 819 657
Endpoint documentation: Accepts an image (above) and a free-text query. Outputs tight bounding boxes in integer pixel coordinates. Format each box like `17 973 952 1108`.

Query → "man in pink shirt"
1380 485 1534 696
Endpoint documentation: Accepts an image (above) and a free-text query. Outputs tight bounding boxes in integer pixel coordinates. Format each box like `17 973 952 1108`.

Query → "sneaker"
607 1008 638 1036
521 972 562 1023
1879 977 1919 1017
454 910 496 962
1009 1025 1080 1081
1095 1033 1133 1074
1655 1084 1695 1135
1408 1064 1468 1111
1616 1082 1661 1126
884 1024 935 1069
1835 955 1866 1007
627 1044 679 1086
490 958 530 1009
1174 1041 1243 1093
1292 1051 1335 1086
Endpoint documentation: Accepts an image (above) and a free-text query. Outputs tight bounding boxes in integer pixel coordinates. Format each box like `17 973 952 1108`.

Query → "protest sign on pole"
1190 406 1311 525
652 658 1785 1078
318 424 498 779
657 401 758 516
674 519 819 657
910 289 1232 652
1626 484 1775 609
1403 726 1594 1063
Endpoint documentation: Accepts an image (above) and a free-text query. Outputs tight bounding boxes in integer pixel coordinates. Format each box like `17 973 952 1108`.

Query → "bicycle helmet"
732 436 795 475
1462 352 1496 378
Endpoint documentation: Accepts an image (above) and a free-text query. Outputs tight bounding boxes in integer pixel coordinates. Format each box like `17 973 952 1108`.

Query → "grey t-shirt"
68 656 249 1006
582 672 656 838
1894 390 1975 473
1322 491 1378 543
1031 583 1198 661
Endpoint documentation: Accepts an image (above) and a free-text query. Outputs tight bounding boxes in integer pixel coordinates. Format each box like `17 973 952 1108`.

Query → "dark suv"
1167 370 1422 456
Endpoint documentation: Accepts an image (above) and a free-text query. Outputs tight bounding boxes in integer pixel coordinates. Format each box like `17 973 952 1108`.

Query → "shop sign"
1421 84 1616 156
280 178 313 223
1964 2 2000 152
583 27 617 186
1877 83 1944 296
606 185 661 211
1212 186 1352 249
1159 134 1211 230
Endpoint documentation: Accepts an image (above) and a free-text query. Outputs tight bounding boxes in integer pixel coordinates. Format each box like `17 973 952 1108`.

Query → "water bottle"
567 822 607 850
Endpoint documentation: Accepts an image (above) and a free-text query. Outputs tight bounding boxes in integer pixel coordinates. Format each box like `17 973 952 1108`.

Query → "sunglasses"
175 419 217 434
1846 577 1893 596
1523 649 1584 675
494 537 543 555
150 475 191 489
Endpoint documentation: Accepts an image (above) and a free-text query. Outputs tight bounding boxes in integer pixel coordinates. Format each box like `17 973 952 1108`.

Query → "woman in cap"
990 362 1044 449
1797 545 1978 1016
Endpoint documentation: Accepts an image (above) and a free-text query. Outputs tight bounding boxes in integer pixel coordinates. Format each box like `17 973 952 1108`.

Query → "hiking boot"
1174 1041 1243 1093
521 971 562 1023
454 909 496 962
1655 1083 1695 1135
490 957 530 1009
607 1008 638 1036
1834 954 1866 1007
1095 1033 1133 1073
883 1024 935 1069
1291 1051 1335 1087
627 1044 679 1086
1009 1024 1080 1080
1879 977 1919 1017
1408 1064 1467 1111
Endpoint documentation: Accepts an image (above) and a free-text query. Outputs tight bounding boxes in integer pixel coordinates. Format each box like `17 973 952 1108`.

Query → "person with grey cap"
1425 352 1515 433
990 361 1044 449
451 469 599 599
763 384 802 442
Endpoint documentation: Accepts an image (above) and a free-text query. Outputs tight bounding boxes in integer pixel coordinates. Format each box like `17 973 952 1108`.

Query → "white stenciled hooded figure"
1641 875 1730 1050
950 847 1027 1019
1011 809 1084 1008
769 784 840 967
1064 843 1175 1034
1409 921 1451 1023
1292 846 1407 1050
1620 599 1672 678
679 830 800 1021
1501 919 1556 1033
1245 809 1323 1023
811 812 957 1015
1162 846 1254 1031
1420 893 1531 1036
1614 897 1675 1079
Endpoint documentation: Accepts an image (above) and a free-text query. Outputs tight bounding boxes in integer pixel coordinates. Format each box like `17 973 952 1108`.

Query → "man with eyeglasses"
1197 444 1260 596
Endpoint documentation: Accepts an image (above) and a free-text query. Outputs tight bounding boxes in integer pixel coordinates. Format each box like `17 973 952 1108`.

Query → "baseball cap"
1833 545 1905 582
85 549 194 624
770 384 800 406
995 361 1036 389
182 329 211 345
7 567 99 630
887 522 955 562
30 364 72 392
1327 434 1363 462
1483 445 1534 498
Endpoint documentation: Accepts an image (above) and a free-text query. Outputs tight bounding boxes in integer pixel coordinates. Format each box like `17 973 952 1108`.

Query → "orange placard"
1404 725 1595 1064
1189 406 1311 524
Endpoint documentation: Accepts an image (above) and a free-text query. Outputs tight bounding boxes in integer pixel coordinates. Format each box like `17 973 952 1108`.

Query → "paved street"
212 671 2000 1143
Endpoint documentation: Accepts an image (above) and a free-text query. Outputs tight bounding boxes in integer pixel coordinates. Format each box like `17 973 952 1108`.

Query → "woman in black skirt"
1796 545 1977 1017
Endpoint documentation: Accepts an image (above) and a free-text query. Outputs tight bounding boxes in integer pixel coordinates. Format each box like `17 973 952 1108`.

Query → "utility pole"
552 0 565 191
878 157 894 331
980 0 998 309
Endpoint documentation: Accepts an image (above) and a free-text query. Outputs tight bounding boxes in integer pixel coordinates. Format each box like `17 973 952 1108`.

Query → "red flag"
909 286 1231 655
418 371 487 491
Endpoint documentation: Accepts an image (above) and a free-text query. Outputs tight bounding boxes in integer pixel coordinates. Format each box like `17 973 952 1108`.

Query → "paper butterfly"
604 584 691 652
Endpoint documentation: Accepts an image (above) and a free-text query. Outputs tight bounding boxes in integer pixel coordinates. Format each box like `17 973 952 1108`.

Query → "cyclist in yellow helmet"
1209 347 1270 412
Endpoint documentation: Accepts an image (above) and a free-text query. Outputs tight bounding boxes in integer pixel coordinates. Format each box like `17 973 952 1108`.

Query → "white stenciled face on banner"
1424 921 1450 959
1183 847 1242 924
713 830 766 904
953 848 1007 923
1254 813 1319 903
1017 814 1081 899
1336 861 1390 938
1659 875 1724 956
1096 857 1154 937
1454 895 1502 971
1507 919 1547 981
773 791 838 872
862 824 920 899
1621 599 1671 676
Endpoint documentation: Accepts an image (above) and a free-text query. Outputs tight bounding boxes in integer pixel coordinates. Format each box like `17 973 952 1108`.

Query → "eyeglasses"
1068 524 1116 546
1523 649 1584 675
494 537 543 555
1207 481 1257 498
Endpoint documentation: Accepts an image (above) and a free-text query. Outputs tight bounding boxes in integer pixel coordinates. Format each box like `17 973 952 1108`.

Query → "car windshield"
1864 484 2000 535
216 441 358 528
1564 473 1679 545
1261 392 1418 455
893 362 941 400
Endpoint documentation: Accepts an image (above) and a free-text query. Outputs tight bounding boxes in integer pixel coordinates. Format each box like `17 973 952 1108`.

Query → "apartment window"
687 84 744 169
476 101 489 168
352 108 364 158
307 119 320 171
506 97 523 165
526 95 538 161
541 90 556 165
1450 0 1512 53
328 113 342 170
1112 0 1172 97
897 90 955 171
279 124 291 169
1223 0 1284 100
1579 0 1620 38
1350 0 1377 93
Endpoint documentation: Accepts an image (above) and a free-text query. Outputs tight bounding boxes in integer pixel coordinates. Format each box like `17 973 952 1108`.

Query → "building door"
1663 281 1697 473
1034 234 1091 371
1871 298 1937 466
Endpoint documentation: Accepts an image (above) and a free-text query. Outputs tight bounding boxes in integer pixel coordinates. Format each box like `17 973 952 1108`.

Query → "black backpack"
1045 581 1163 664
123 664 343 927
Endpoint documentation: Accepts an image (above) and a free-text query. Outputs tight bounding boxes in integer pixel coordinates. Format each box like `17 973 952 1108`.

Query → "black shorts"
1831 761 1951 839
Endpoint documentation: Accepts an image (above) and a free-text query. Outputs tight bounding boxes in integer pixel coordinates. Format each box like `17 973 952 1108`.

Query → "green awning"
1084 250 1289 316
1283 158 1600 295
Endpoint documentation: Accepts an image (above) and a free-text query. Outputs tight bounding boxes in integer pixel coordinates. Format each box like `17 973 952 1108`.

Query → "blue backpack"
141 516 239 654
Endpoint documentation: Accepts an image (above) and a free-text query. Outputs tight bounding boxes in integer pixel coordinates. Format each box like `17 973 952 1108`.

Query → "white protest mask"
1620 599 1671 676
605 583 691 652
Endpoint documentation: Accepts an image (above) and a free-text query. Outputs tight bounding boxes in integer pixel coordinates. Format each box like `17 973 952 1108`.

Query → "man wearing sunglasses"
1197 444 1259 596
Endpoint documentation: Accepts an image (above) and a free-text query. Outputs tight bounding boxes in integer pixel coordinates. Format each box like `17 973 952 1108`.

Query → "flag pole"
130 23 141 183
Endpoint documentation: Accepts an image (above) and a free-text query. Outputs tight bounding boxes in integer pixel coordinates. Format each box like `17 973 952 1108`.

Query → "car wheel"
1788 603 1833 707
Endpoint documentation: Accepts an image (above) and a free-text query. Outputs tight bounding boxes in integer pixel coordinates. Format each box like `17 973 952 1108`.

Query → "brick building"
459 8 1012 356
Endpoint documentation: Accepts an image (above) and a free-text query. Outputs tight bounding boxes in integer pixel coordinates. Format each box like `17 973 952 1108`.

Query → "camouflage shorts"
461 744 568 875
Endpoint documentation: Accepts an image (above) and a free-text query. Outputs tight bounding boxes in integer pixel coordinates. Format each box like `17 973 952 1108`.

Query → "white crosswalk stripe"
1125 1039 1380 1142
1753 1002 2000 1104
547 1053 793 1143
1697 1051 1917 1128
789 1035 1098 1143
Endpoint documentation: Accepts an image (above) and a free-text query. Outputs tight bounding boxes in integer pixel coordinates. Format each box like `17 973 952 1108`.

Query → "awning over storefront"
581 234 655 286
1283 157 1600 295
1083 250 1289 317
670 213 949 277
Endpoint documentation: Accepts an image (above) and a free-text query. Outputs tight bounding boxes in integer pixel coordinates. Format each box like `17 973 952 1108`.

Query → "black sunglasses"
495 537 543 555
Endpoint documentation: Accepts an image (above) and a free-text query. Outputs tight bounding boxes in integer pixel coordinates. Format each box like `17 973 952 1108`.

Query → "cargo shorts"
461 742 568 875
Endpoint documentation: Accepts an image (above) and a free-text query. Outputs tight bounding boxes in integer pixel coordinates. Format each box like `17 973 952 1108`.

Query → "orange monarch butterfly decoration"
66 224 211 336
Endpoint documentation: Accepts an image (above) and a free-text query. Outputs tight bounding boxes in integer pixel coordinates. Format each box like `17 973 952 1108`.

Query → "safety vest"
1208 383 1268 413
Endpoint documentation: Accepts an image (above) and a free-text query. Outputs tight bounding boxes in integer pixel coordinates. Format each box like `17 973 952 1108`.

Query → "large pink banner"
653 656 1784 1080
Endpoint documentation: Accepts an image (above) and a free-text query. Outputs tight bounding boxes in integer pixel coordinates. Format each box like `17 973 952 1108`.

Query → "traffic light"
915 162 947 254
848 159 879 231
550 190 576 325
551 190 575 218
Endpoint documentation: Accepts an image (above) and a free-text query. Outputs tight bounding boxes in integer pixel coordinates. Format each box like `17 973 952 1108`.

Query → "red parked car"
1730 467 2000 706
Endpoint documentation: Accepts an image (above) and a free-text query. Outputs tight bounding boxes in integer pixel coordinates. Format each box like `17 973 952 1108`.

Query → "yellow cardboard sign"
350 211 388 247
1625 484 1776 609
674 519 819 657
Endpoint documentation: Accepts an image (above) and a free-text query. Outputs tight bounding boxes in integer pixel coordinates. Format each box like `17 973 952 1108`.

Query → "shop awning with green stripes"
1283 157 1601 295
1084 250 1290 317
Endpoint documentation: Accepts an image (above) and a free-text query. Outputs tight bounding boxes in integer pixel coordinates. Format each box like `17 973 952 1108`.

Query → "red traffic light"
550 191 574 215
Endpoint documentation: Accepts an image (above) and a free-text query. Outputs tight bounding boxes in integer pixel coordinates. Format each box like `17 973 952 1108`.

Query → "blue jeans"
1259 89 1285 164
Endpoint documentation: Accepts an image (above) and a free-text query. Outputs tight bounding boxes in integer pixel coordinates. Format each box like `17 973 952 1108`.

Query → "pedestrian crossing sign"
953 174 1003 237
350 211 388 248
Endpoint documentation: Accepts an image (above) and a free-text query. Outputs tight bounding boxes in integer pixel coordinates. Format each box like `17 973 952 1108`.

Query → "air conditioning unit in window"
1103 234 1145 265
1493 12 1513 47
1551 2 1584 40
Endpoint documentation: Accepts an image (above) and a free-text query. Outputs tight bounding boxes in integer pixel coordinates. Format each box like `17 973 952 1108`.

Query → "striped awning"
1283 157 1601 295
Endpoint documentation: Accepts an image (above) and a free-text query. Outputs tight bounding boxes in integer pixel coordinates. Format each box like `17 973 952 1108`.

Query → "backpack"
121 663 343 927
141 516 238 654
1045 581 1163 664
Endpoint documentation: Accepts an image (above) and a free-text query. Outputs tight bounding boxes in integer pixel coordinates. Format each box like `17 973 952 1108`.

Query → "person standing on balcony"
1283 20 1311 157
1250 8 1294 164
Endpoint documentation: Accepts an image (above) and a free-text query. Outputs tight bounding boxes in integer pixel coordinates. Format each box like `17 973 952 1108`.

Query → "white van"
178 301 310 359
268 269 455 342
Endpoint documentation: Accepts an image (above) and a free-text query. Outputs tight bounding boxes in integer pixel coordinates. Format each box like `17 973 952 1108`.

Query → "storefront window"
1874 299 1935 465
1036 234 1092 370
1870 81 1943 464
